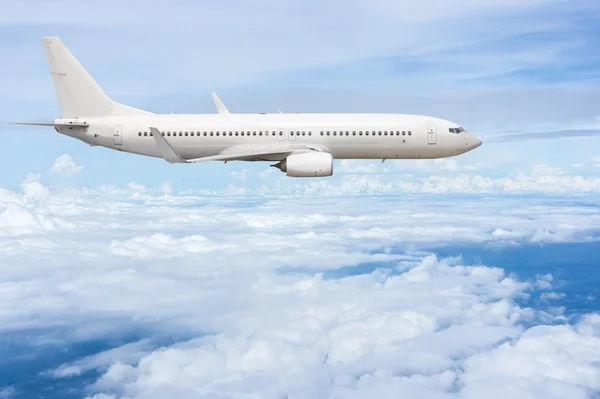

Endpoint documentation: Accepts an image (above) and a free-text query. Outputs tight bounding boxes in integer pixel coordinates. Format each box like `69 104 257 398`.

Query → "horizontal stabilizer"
11 121 89 128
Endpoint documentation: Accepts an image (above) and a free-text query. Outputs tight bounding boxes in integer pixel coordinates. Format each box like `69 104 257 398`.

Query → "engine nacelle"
274 152 333 177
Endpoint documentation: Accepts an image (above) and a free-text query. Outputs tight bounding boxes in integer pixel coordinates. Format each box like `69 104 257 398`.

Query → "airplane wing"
149 127 322 164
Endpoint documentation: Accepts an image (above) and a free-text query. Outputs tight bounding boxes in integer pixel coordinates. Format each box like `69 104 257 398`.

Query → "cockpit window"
449 127 465 134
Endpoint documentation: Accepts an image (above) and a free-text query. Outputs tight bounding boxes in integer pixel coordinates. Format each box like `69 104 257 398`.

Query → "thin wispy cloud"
490 129 600 142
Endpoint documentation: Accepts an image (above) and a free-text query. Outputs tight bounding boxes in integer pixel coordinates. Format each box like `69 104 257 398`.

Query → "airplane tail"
42 37 152 118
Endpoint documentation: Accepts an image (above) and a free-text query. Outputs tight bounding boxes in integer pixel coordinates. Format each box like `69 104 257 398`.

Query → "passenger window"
408 131 412 135
320 132 324 136
352 131 356 136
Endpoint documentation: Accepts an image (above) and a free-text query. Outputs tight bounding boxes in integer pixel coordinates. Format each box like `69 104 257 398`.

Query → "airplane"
15 37 482 177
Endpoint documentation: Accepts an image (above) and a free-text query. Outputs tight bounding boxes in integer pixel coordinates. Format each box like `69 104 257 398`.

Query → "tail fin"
42 37 152 117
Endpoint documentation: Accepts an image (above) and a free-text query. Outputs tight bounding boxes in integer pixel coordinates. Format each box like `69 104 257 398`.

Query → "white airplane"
16 37 482 177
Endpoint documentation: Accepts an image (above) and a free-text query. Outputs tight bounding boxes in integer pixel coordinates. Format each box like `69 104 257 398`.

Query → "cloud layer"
0 169 598 398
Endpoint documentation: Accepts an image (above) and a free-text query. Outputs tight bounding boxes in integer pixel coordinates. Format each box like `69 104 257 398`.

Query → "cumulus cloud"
259 168 276 179
0 387 16 399
49 154 83 175
291 163 600 196
73 257 598 399
461 322 600 399
109 234 233 260
49 340 154 378
231 169 248 182
0 176 598 398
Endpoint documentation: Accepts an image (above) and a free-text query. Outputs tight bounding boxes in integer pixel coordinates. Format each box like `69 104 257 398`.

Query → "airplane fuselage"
57 113 481 162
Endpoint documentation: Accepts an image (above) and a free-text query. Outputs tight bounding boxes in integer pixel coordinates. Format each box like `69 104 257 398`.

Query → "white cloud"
0 387 16 399
259 168 276 179
290 164 600 196
159 182 173 195
20 173 49 200
109 234 233 260
231 169 248 182
50 340 154 378
461 323 600 399
49 154 83 175
540 292 566 300
0 202 58 236
0 176 598 398
74 257 599 399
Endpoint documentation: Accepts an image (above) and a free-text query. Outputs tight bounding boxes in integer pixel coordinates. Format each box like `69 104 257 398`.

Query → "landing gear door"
427 123 437 145
113 125 123 146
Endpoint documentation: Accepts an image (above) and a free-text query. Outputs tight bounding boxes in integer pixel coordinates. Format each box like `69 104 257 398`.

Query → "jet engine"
272 152 333 177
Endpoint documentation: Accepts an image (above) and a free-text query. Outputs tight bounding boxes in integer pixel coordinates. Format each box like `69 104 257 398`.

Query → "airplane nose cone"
466 133 482 150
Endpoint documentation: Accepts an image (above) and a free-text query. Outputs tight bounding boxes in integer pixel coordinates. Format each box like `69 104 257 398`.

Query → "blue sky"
1 1 600 398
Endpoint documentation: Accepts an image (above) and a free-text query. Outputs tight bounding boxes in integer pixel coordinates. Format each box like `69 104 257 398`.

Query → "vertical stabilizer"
42 37 151 117
211 92 231 115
